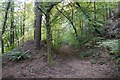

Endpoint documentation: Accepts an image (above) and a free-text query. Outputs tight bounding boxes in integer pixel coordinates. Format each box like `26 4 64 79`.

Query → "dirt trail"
67 58 117 78
2 57 118 78
2 40 119 78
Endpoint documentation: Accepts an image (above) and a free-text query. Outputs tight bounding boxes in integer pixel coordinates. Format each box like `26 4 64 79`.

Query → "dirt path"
2 56 118 78
2 40 119 78
67 58 117 78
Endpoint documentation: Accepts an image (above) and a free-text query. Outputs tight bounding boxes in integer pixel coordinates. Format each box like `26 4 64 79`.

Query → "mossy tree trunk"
45 10 52 65
45 3 59 65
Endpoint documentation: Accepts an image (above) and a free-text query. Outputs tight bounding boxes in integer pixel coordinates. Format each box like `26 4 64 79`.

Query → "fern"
97 39 119 54
7 50 30 61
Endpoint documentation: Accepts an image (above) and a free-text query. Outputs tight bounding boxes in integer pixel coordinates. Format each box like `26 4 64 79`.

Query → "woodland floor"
2 40 119 78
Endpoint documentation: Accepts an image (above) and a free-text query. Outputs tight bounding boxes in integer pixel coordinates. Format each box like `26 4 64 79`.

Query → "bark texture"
35 2 42 49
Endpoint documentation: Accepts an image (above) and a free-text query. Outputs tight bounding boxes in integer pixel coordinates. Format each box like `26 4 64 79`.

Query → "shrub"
97 39 119 60
7 50 30 61
97 39 120 77
97 39 119 54
80 49 100 59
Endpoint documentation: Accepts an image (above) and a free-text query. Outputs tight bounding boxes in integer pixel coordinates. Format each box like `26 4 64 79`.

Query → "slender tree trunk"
35 2 42 49
103 5 106 21
10 2 14 45
1 2 11 53
71 6 79 41
106 5 109 20
20 17 23 37
108 2 112 19
22 2 26 42
94 1 96 20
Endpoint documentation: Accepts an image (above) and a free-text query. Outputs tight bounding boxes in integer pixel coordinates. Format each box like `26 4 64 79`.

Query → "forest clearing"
0 0 120 79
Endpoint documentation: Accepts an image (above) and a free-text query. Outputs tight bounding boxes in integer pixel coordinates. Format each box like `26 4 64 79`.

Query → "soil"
2 40 119 78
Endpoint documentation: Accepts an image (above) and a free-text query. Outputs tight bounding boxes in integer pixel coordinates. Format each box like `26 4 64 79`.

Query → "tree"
45 3 58 65
56 6 79 42
21 2 26 42
94 1 96 20
9 2 14 46
34 2 42 49
1 2 11 53
76 2 102 37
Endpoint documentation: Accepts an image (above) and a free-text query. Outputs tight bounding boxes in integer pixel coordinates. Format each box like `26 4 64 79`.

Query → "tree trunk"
106 5 109 20
46 10 52 65
10 2 14 45
1 2 11 53
94 1 96 20
108 2 112 19
44 3 59 65
103 5 106 21
22 2 26 42
34 2 42 49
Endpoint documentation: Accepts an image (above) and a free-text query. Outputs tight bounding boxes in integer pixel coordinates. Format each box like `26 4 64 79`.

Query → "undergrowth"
7 50 31 61
97 39 120 77
79 49 100 59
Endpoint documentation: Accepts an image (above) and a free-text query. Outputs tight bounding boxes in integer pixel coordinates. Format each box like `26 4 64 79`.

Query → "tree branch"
37 6 46 15
76 2 102 36
56 6 79 39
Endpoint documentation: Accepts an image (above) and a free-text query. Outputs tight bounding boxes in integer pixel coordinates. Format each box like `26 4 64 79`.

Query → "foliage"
85 37 104 47
97 39 120 62
5 44 16 52
61 27 79 47
0 2 118 53
97 39 120 77
97 39 119 54
0 1 119 67
79 49 100 59
7 50 30 61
